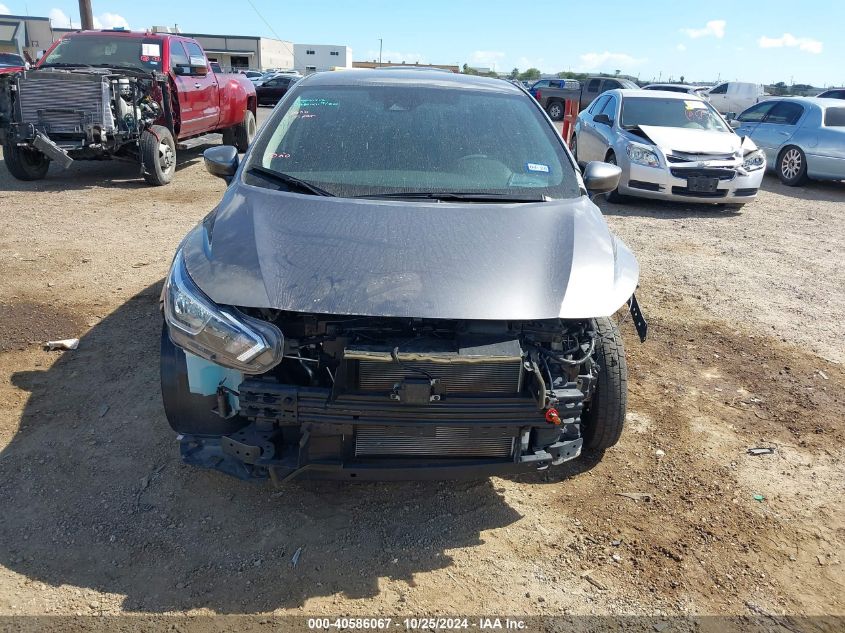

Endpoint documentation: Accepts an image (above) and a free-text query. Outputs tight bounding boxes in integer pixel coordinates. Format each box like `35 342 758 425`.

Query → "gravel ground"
0 108 843 624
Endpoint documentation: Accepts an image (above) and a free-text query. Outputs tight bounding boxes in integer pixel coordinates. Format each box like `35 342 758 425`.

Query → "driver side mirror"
204 145 239 183
583 161 621 195
593 113 613 126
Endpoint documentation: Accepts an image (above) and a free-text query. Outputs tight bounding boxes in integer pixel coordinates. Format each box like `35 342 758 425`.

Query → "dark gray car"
160 69 646 483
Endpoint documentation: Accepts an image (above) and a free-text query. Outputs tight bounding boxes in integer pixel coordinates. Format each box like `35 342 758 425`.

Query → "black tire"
777 145 808 186
3 141 49 181
570 135 579 163
224 109 257 153
546 100 564 121
140 125 176 186
604 152 624 203
160 324 249 437
581 317 627 451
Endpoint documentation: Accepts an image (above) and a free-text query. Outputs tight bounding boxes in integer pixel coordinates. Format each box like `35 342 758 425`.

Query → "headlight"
163 252 283 373
626 144 661 168
741 149 766 171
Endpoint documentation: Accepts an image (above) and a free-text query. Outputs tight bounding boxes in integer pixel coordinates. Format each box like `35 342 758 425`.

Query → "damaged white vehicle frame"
572 89 766 206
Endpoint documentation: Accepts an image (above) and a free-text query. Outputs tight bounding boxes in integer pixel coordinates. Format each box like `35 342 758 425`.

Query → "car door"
592 94 619 161
751 102 806 156
172 40 220 137
577 95 610 162
733 101 779 138
707 83 729 112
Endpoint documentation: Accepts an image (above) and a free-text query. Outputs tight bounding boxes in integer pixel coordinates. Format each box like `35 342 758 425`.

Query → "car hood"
637 125 743 155
181 185 639 321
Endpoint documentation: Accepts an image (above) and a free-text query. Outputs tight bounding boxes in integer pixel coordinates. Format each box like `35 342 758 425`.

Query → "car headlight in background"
741 149 766 171
164 252 283 373
626 144 661 168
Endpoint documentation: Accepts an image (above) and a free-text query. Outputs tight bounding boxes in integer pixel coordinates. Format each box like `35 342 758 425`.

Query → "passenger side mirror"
583 161 621 195
204 145 239 182
593 113 613 126
191 64 209 76
728 119 741 129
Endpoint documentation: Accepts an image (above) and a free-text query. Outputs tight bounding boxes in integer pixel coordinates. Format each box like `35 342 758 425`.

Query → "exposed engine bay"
172 311 609 483
0 67 169 166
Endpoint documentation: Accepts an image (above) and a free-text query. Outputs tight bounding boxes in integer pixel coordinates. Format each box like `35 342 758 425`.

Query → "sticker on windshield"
684 100 707 109
141 43 161 57
525 162 550 173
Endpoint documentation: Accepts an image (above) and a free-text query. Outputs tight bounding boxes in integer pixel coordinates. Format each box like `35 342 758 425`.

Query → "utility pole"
379 39 383 67
78 0 94 30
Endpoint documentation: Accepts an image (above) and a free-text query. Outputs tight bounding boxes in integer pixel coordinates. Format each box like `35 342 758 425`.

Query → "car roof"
643 83 702 90
299 68 522 93
612 89 703 100
768 96 843 109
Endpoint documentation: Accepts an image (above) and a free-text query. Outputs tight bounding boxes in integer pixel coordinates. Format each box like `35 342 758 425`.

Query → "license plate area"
686 176 719 193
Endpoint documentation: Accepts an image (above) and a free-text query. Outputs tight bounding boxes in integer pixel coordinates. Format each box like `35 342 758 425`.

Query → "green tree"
519 67 541 81
680 75 685 83
509 67 519 79
770 81 788 96
614 69 620 76
462 63 478 75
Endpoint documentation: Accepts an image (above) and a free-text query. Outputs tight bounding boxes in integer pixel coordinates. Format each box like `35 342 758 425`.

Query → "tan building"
0 13 54 61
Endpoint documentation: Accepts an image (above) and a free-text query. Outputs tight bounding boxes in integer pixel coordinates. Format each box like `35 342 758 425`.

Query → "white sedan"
572 89 766 206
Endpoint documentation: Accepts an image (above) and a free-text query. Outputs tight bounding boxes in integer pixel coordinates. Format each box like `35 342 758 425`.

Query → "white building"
294 43 352 74
179 32 294 72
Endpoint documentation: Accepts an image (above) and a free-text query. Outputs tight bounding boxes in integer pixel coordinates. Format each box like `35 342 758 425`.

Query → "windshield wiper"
354 192 547 202
38 62 93 68
247 166 334 196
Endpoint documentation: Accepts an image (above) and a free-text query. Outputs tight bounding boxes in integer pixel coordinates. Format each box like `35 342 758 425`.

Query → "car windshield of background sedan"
621 97 730 132
0 52 25 67
245 85 581 199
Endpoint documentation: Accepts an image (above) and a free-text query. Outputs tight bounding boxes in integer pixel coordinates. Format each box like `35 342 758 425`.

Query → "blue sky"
2 0 841 86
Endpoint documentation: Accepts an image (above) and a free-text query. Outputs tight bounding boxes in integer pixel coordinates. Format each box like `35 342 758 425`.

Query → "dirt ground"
0 108 843 626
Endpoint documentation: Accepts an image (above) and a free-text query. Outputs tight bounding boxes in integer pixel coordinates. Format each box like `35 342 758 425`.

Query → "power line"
244 0 296 67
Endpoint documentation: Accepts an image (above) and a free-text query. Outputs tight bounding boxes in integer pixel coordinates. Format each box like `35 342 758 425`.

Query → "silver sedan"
732 97 845 185
572 89 766 205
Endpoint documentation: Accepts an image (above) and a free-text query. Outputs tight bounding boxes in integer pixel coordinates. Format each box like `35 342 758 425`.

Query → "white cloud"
469 50 505 70
0 3 11 14
49 8 72 27
93 12 130 30
579 51 645 71
48 7 130 30
681 19 726 39
758 33 822 54
364 49 427 64
676 43 687 52
517 56 545 70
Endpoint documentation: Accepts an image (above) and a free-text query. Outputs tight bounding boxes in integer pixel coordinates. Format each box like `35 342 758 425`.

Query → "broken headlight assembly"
626 143 661 168
741 149 766 171
163 252 284 373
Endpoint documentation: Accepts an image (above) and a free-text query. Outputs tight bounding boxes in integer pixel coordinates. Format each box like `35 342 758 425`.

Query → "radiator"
17 73 114 134
355 425 515 458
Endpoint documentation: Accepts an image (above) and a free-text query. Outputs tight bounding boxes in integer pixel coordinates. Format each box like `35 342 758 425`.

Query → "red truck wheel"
141 125 176 186
223 110 256 153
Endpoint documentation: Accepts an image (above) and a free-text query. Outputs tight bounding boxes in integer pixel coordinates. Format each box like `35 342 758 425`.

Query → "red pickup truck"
0 29 257 185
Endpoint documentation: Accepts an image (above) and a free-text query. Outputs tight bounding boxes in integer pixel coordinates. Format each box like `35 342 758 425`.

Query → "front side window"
183 41 206 67
604 80 621 90
586 79 601 92
169 41 189 69
737 101 777 122
621 97 730 132
588 95 610 114
709 83 728 95
600 95 618 118
245 85 580 199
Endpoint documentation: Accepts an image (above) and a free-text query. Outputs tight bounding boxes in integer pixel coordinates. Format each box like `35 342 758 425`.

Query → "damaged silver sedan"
160 69 647 483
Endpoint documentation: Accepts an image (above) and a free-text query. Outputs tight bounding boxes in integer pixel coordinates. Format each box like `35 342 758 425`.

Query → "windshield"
42 35 164 71
0 53 24 67
621 97 729 132
245 84 580 199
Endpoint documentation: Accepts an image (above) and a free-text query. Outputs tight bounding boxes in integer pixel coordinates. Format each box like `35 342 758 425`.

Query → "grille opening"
354 425 516 458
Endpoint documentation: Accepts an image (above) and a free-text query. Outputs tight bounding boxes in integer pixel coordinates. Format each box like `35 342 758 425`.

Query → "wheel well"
605 149 615 161
247 95 257 115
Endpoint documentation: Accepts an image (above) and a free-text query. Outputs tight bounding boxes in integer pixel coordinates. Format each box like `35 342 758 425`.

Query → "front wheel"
604 152 624 203
140 125 176 186
3 142 50 181
778 146 808 186
581 317 627 451
546 100 564 121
